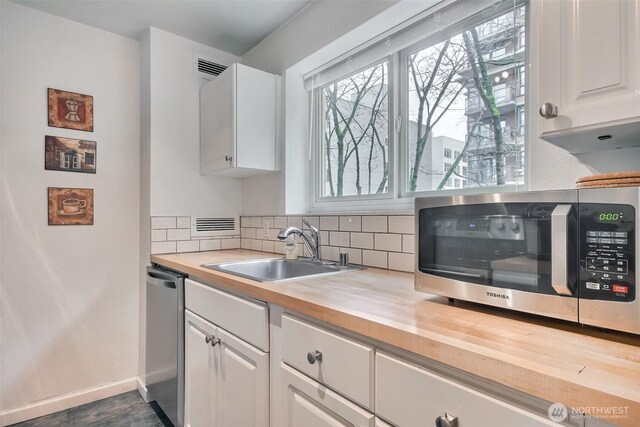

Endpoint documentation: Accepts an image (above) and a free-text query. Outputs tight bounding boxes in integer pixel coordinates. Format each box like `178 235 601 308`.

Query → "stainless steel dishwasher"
146 265 185 427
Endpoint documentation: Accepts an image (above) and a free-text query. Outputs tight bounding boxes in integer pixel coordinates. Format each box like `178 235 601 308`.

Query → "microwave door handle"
551 204 573 296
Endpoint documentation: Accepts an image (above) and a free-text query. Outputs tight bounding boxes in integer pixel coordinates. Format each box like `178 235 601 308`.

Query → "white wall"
241 0 398 215
241 0 640 215
0 1 140 421
147 27 242 217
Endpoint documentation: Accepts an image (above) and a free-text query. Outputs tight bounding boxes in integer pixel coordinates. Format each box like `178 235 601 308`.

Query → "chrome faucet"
277 218 322 262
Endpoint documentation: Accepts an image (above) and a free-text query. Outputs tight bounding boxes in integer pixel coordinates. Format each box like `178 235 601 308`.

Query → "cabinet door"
217 328 269 427
200 64 235 174
281 362 375 427
184 310 218 427
538 0 640 139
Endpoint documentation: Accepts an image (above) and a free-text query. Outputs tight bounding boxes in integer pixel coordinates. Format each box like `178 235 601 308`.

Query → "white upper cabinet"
200 63 278 177
537 0 640 154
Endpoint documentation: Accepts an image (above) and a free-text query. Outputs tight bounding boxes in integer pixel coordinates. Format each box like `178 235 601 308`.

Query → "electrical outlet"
263 221 270 238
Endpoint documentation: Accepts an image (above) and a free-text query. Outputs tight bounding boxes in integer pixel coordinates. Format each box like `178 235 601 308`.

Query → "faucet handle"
302 218 319 235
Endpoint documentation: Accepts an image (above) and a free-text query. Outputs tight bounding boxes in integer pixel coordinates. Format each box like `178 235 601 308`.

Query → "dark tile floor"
9 390 172 427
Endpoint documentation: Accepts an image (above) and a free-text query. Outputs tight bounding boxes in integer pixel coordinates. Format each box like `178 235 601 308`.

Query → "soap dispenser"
285 235 298 260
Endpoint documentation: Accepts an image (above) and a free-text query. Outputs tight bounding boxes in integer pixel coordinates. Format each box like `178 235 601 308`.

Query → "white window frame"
307 0 529 213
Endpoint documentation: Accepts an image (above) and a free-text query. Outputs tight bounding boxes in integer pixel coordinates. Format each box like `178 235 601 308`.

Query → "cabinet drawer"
281 362 375 427
185 279 269 351
376 352 556 427
282 314 374 410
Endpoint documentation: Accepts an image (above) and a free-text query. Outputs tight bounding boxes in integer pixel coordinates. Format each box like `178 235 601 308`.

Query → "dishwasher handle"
147 271 176 289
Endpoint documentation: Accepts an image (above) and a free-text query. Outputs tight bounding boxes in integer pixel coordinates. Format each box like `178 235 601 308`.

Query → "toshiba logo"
486 292 510 300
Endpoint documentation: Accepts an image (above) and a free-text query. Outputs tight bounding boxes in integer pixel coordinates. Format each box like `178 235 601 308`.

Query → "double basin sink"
202 257 363 282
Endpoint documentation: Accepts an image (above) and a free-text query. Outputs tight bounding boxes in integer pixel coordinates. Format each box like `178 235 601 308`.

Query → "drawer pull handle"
307 350 323 364
435 413 458 427
205 335 221 347
539 102 558 119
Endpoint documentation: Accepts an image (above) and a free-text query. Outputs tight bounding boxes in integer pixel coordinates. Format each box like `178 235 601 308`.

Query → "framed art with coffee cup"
48 187 94 225
47 88 94 132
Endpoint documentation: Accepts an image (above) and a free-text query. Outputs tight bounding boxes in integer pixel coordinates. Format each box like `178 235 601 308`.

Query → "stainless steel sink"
202 258 363 282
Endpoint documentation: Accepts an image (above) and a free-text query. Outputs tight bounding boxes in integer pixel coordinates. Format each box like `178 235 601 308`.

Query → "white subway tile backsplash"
151 241 176 255
152 217 177 229
329 231 350 247
221 238 240 249
350 232 374 249
273 216 287 229
388 252 414 272
375 233 402 252
262 240 275 253
340 247 362 265
322 246 340 262
402 234 415 254
339 216 361 232
237 214 416 272
261 217 273 229
274 241 286 254
362 216 387 233
362 250 387 269
241 238 251 249
201 239 222 251
167 228 191 241
288 216 303 228
177 216 191 229
177 240 200 253
151 229 167 242
388 216 414 234
251 239 262 251
320 216 339 230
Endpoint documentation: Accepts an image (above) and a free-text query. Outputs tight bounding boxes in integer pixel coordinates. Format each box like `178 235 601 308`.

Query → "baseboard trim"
136 377 150 403
0 377 138 426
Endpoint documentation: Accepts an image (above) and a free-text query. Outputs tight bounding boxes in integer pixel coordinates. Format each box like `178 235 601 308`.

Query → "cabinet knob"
539 103 558 119
225 155 233 162
205 335 221 347
435 413 458 427
307 350 323 364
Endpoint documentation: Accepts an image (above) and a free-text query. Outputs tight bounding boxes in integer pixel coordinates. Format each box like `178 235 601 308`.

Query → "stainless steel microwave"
415 188 639 335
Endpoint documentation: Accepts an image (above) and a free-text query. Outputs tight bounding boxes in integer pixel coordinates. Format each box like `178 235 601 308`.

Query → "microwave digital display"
456 219 491 232
596 212 624 222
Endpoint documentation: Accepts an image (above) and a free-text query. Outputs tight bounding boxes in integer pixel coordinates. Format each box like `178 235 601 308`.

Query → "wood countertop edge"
151 252 640 424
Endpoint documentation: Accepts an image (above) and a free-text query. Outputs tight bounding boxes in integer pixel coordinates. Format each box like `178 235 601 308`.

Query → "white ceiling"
11 0 313 56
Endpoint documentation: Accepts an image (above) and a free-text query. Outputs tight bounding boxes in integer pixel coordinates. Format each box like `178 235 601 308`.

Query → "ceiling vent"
192 52 228 80
191 215 239 237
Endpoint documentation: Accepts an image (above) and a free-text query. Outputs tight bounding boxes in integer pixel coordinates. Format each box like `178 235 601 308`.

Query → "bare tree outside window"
407 6 526 192
321 62 389 197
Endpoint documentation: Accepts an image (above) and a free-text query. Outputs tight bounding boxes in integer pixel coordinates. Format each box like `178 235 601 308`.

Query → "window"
311 0 527 203
72 155 80 169
518 65 525 96
518 105 525 135
84 152 95 166
319 61 389 198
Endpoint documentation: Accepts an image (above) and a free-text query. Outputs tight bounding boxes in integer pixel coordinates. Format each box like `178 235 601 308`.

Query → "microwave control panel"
579 203 635 302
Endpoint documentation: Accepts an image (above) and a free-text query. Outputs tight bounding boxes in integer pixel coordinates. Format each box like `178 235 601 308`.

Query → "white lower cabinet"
184 279 269 427
184 310 218 427
375 352 557 427
281 362 375 427
217 328 269 427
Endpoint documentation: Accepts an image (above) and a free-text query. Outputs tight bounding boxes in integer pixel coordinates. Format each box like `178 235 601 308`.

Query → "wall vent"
192 52 228 80
191 215 239 237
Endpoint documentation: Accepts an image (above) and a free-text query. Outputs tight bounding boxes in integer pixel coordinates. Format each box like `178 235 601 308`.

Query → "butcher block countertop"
152 250 640 425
